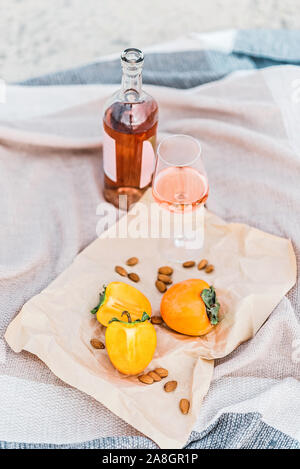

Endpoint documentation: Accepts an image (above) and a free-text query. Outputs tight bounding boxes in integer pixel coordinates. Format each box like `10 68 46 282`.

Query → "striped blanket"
1 30 300 449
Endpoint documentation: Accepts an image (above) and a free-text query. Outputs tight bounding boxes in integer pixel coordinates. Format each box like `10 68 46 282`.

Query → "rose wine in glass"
152 134 208 261
153 166 208 212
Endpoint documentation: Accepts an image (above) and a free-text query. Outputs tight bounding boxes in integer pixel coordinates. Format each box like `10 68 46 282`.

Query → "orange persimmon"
105 311 157 375
160 279 215 336
91 282 152 327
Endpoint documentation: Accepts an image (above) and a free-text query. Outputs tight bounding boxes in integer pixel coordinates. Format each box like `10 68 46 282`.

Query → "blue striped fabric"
1 413 299 449
19 30 300 89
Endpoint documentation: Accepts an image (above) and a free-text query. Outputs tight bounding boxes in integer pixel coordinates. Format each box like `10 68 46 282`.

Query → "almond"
128 272 140 283
197 259 208 270
158 266 173 276
182 261 195 268
157 274 172 284
126 257 139 266
205 264 214 273
115 265 128 277
179 398 190 415
138 374 154 385
90 338 105 349
155 280 167 293
154 368 168 378
164 380 177 392
151 316 163 325
148 371 161 382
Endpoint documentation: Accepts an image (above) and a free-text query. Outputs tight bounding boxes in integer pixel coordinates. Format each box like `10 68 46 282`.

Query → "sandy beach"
1 0 300 82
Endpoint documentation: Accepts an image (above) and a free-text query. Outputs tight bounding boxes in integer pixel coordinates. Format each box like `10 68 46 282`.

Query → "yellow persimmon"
105 311 157 375
160 279 219 336
91 282 152 327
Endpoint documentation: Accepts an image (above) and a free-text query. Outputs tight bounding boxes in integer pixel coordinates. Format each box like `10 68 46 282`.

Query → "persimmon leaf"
90 285 106 314
201 286 220 325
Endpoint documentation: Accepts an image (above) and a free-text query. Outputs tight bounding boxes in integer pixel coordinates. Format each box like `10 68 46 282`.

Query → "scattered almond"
154 368 168 378
151 316 163 325
205 264 214 273
197 259 208 270
182 261 195 268
138 374 154 385
164 380 177 392
158 266 173 276
128 272 140 283
148 371 161 382
157 274 172 284
179 398 190 415
126 257 139 266
155 280 167 293
115 265 128 277
90 338 105 350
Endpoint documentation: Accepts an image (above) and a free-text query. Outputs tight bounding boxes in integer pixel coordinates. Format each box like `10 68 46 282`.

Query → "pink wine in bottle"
102 48 158 209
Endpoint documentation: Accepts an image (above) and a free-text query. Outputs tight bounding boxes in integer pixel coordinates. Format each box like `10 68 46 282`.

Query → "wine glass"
152 134 208 262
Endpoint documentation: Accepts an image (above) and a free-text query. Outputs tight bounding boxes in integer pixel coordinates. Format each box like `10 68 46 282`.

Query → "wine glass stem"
174 234 185 248
172 205 204 254
172 211 193 249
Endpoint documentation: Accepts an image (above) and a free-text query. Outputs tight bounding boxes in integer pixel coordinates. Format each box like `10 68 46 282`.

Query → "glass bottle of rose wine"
102 48 158 209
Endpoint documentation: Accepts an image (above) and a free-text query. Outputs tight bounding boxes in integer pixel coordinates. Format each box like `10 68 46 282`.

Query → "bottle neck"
121 69 142 97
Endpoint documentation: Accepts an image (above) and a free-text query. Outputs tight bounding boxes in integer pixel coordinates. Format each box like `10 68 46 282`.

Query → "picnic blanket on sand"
1 30 300 449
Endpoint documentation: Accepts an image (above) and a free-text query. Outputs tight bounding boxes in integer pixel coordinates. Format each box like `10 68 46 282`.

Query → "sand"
0 0 300 81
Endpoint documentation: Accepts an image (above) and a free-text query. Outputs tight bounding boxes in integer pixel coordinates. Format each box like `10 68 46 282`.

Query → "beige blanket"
0 65 300 446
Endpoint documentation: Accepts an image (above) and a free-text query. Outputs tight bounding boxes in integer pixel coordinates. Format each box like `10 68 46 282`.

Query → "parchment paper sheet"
5 191 296 448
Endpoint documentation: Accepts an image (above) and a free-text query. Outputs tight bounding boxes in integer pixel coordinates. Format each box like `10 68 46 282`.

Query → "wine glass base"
158 237 204 263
